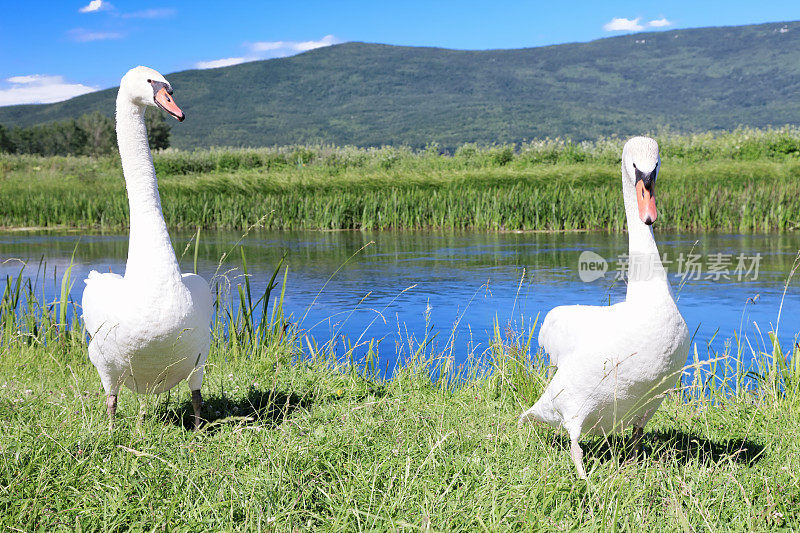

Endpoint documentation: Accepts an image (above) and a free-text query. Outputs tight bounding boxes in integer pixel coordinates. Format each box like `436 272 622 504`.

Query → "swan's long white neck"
621 161 673 303
116 91 180 283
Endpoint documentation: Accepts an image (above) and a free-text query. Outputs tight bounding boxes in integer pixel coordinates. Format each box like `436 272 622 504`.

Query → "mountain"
2 21 800 149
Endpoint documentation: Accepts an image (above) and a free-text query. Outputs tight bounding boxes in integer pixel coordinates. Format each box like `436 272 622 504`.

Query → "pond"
1 230 799 372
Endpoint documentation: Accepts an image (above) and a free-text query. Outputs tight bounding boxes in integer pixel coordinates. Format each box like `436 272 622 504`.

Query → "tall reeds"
2 127 800 231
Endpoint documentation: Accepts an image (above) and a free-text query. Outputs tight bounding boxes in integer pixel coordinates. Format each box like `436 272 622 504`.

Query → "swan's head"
622 136 660 225
119 66 184 121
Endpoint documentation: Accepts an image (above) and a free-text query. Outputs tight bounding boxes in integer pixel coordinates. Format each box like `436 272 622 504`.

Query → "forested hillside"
1 21 799 149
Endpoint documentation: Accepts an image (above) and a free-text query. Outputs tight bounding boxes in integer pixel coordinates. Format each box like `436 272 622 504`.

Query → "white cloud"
78 0 111 13
195 34 341 69
0 75 98 106
248 34 341 58
6 75 49 84
603 17 644 32
78 0 173 18
195 57 247 69
604 16 674 32
68 28 123 42
648 18 672 28
121 8 176 19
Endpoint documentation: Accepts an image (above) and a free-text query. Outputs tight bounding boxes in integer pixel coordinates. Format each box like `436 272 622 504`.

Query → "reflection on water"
1 230 799 370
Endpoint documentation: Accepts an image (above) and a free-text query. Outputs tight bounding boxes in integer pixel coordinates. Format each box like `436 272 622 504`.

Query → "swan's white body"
519 137 690 478
83 271 211 395
82 67 211 424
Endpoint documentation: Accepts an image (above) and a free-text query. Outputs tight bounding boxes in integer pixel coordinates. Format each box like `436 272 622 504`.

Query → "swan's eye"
147 79 152 83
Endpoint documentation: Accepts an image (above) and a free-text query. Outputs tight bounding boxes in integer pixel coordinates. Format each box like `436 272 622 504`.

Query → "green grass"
2 128 800 232
3 347 798 531
1 253 800 530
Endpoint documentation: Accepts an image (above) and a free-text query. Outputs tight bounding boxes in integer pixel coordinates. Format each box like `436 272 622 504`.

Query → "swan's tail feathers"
85 270 102 284
518 405 540 427
518 398 560 428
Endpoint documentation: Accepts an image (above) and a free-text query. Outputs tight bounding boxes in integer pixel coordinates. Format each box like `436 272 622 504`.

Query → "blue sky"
1 0 800 106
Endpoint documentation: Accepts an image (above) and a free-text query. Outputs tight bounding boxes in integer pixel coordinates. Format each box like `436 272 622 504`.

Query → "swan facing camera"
578 250 608 282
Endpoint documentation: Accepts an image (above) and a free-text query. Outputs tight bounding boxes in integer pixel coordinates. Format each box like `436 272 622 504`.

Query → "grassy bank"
1 258 800 530
2 128 800 232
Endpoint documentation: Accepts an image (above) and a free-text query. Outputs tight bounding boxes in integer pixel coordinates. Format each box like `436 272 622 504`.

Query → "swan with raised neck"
82 66 211 430
518 136 690 479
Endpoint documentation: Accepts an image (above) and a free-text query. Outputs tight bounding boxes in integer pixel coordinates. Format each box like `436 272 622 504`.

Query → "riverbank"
2 128 800 232
1 263 799 530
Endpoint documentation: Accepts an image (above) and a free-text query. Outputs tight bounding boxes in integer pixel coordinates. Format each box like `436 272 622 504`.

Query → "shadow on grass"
556 429 766 468
646 429 765 466
164 387 312 433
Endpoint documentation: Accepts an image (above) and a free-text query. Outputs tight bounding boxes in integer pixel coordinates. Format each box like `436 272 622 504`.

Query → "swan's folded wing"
538 304 616 368
82 270 124 337
181 273 213 321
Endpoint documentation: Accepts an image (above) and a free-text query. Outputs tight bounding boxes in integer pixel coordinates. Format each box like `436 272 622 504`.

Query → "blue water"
2 230 799 371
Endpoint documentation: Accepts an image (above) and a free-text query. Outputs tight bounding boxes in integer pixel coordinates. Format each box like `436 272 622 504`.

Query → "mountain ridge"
2 20 800 149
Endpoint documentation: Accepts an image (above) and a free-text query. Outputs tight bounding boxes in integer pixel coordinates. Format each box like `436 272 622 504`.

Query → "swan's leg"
569 429 587 480
136 397 147 431
92 343 123 431
630 424 644 460
106 394 117 431
188 363 204 430
191 390 203 430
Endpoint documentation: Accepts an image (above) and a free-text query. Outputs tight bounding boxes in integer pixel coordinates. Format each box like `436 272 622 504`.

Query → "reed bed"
2 127 800 231
0 246 799 530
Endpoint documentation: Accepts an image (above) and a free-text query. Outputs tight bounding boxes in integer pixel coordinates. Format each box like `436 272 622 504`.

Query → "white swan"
82 66 212 429
518 136 690 479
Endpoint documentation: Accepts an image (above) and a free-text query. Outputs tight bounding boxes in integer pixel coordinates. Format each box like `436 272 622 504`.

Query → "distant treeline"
141 126 800 175
0 110 171 156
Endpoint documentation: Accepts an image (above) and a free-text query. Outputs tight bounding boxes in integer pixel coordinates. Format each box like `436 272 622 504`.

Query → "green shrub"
490 146 515 166
289 148 315 166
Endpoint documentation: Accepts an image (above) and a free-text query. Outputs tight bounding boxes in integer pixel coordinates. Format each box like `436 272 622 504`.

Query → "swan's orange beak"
155 87 185 122
636 180 657 225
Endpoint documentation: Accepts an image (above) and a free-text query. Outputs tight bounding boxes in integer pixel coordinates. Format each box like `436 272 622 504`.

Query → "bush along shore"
2 127 800 231
0 255 799 530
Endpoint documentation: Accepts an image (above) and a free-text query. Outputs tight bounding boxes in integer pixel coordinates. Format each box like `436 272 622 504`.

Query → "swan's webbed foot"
106 394 117 431
191 389 203 430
